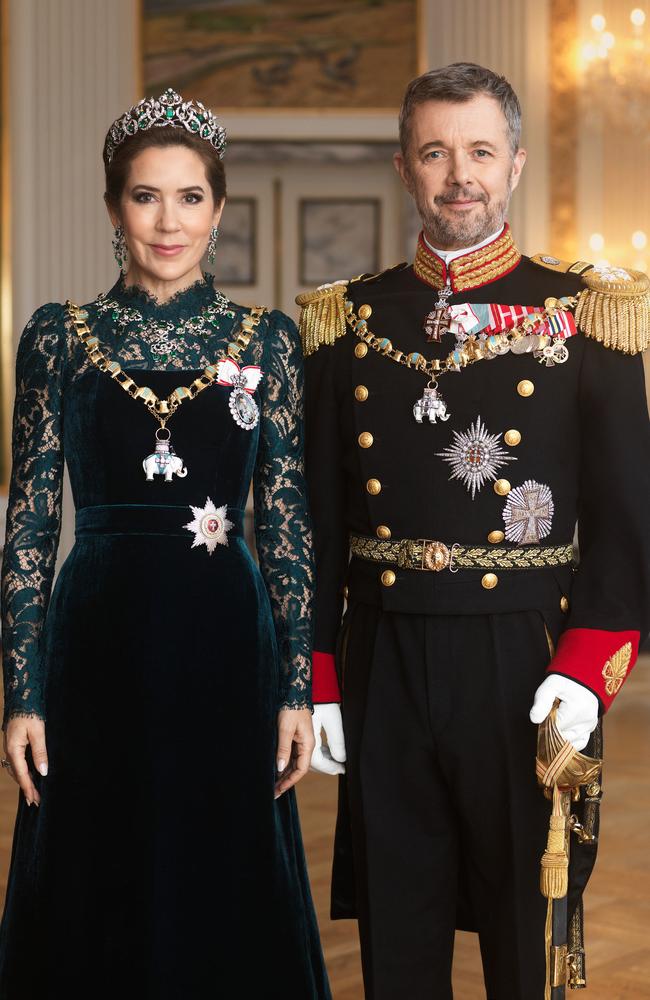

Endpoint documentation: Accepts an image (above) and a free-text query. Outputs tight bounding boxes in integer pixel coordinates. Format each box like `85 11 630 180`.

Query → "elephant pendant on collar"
143 431 188 482
413 385 451 425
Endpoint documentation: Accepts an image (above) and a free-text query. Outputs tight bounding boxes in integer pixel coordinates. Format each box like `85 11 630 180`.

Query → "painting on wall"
211 197 257 286
299 198 381 286
142 0 420 112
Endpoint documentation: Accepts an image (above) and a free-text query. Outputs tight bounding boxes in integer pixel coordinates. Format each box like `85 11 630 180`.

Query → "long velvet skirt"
0 506 330 999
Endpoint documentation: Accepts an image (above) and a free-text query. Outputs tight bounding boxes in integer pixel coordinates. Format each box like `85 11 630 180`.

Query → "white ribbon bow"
216 358 263 394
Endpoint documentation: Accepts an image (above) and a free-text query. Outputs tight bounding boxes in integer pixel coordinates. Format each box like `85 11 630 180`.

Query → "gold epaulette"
530 253 593 276
575 268 650 355
532 253 650 354
295 281 349 357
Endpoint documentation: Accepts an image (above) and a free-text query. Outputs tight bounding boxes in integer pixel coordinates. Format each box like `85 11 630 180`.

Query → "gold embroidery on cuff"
602 641 632 696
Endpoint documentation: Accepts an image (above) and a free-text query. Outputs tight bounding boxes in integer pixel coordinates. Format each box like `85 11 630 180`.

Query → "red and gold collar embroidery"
413 224 522 293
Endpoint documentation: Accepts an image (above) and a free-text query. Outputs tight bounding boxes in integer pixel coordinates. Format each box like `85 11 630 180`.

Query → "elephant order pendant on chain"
143 428 188 482
413 384 450 424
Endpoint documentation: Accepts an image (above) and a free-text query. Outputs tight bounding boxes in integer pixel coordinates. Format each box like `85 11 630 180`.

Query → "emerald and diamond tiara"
103 88 227 165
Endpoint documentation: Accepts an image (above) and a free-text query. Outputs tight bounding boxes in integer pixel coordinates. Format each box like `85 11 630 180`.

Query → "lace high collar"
105 271 221 320
413 224 521 293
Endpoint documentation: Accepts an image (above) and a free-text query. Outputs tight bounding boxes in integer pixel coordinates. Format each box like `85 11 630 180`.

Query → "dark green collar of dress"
106 271 225 322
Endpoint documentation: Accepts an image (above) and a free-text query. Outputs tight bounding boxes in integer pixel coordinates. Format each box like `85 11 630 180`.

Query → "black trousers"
340 604 554 1000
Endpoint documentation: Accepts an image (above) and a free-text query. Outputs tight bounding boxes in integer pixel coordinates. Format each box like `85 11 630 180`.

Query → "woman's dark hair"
103 127 226 211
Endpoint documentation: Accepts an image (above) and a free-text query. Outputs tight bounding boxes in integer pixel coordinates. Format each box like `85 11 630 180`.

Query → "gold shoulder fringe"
295 281 349 356
575 268 650 354
530 253 593 276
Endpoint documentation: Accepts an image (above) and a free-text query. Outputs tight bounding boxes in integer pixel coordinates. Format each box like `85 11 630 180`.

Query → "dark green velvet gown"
0 275 331 999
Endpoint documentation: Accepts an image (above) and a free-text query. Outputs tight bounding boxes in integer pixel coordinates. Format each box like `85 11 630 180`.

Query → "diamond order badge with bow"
184 498 233 554
436 416 517 499
216 358 263 430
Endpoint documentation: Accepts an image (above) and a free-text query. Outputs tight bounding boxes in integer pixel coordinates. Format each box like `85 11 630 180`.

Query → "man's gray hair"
399 63 522 157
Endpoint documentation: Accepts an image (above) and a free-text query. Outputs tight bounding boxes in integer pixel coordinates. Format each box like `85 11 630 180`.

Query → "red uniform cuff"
312 651 341 703
547 627 639 710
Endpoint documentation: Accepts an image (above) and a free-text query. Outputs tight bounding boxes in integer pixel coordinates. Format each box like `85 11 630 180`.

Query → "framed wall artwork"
141 0 423 114
299 198 381 286
211 197 257 286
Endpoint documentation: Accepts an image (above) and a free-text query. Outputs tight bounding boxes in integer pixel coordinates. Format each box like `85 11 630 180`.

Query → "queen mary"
0 90 331 999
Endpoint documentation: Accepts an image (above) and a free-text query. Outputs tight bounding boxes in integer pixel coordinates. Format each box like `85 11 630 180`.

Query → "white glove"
310 703 346 775
530 674 599 751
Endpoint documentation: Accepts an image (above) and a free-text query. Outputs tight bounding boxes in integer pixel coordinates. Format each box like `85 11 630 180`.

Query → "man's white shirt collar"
423 225 506 265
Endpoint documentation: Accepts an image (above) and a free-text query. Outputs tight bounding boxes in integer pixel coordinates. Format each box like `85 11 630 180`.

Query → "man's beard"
416 183 512 250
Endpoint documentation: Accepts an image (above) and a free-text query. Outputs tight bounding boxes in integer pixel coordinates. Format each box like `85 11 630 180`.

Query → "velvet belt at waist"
75 503 246 537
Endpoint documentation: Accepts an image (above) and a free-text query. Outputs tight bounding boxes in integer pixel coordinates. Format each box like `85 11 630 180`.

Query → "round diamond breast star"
436 416 517 499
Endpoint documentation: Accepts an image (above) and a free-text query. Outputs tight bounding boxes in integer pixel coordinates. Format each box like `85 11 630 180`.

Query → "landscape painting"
143 0 419 111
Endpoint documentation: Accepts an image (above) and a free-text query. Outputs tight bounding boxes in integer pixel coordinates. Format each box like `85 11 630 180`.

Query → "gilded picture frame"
141 0 426 116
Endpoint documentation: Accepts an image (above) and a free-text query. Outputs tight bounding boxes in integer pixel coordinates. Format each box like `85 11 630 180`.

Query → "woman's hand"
3 716 49 806
274 708 315 799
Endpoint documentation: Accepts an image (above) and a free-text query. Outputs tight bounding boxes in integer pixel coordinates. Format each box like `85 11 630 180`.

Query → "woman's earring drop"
112 226 128 274
207 226 219 265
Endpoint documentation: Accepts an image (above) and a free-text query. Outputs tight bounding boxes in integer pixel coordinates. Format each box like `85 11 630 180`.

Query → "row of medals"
415 290 569 423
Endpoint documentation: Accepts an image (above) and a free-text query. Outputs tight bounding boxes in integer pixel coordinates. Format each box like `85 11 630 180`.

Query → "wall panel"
6 0 138 554
9 0 138 337
423 0 550 255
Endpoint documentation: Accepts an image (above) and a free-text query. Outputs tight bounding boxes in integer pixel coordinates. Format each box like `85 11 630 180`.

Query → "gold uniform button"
487 530 505 544
355 342 368 359
494 478 511 496
358 431 374 448
517 379 535 397
482 573 499 590
358 304 372 320
376 524 391 540
367 478 382 495
381 569 396 587
355 385 368 402
504 429 521 446
560 596 570 613
343 585 349 600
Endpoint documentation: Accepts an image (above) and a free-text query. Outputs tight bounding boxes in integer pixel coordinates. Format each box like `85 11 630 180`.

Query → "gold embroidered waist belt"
349 534 575 572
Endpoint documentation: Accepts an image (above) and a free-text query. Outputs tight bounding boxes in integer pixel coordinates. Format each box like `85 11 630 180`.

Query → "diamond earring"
112 226 128 273
207 225 219 265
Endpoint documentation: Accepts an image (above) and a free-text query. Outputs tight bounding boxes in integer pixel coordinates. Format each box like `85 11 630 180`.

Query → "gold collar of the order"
413 224 522 293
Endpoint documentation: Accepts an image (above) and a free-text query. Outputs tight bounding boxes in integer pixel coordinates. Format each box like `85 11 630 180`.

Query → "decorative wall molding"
549 0 579 261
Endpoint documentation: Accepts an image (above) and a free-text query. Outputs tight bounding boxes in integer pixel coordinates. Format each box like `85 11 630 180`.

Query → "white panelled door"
214 157 409 323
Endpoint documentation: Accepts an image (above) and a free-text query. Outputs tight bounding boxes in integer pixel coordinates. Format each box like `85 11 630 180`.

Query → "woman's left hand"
275 708 315 799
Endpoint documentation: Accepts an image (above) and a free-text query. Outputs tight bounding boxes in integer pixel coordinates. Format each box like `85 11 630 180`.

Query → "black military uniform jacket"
299 226 650 709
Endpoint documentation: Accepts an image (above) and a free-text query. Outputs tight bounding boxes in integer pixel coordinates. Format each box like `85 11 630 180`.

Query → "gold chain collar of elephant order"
65 299 265 430
345 294 579 384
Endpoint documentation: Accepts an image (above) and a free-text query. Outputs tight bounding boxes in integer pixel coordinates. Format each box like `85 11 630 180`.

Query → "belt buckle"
420 539 451 572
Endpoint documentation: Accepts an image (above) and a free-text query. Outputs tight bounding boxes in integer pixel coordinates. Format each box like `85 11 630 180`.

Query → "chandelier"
581 8 650 134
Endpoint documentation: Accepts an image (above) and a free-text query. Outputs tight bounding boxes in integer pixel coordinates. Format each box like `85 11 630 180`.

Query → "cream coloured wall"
9 0 139 338
7 0 139 555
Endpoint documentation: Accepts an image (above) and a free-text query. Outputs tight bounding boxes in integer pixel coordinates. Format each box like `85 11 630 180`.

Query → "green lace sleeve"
253 310 315 711
1 304 66 727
